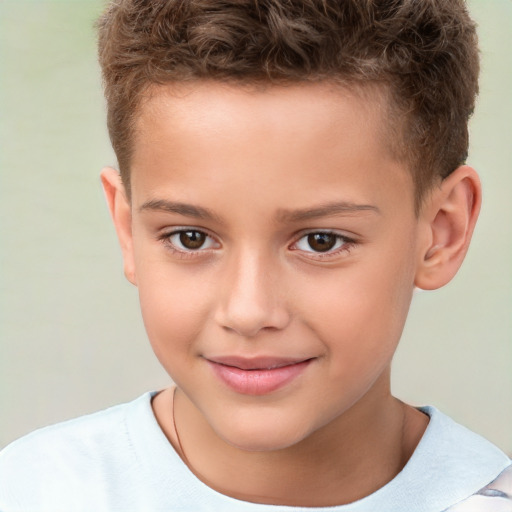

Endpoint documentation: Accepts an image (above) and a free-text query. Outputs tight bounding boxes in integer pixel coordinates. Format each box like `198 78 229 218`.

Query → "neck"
153 377 428 507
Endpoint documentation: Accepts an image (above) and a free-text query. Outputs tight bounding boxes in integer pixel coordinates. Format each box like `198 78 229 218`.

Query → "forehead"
130 81 413 215
135 80 389 148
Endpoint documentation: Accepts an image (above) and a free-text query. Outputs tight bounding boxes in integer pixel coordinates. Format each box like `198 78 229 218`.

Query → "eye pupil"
307 233 337 252
179 230 206 249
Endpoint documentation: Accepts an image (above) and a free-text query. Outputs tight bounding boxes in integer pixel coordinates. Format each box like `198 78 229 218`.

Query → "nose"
214 250 291 338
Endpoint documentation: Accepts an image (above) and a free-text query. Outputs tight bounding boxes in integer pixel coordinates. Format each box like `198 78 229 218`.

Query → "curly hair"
97 0 479 206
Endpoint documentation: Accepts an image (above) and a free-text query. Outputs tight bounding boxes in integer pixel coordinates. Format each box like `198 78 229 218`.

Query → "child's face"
123 82 425 450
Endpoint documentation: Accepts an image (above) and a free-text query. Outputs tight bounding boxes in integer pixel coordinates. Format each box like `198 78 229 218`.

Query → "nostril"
218 307 291 338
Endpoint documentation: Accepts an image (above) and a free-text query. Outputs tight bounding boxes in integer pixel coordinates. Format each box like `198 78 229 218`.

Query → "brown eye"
306 233 338 252
179 230 206 249
165 229 218 254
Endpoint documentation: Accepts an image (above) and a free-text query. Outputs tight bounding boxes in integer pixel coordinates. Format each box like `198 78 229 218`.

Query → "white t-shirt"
0 392 510 512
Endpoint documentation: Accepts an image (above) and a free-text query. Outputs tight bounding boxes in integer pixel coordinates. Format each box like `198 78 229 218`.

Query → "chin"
214 414 313 453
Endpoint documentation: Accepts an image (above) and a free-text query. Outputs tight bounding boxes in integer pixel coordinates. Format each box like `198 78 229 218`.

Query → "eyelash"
158 228 356 260
290 231 356 260
158 228 219 259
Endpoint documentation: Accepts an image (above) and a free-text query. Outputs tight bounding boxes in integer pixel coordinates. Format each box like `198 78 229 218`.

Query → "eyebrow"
139 199 222 222
275 201 380 222
139 198 380 223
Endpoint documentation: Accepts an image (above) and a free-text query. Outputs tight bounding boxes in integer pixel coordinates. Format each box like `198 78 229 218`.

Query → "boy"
0 0 510 510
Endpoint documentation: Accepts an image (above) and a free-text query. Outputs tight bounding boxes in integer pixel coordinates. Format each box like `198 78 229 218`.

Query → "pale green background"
0 1 511 452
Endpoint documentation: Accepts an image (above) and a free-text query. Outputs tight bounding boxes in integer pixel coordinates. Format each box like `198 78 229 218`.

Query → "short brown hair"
97 0 479 206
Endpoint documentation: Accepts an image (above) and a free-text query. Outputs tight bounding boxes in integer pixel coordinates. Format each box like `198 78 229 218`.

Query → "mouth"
205 356 314 395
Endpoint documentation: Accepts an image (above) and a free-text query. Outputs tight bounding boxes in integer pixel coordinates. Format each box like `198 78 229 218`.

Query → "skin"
102 81 481 507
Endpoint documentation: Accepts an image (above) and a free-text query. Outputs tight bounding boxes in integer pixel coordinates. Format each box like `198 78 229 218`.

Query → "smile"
206 356 314 395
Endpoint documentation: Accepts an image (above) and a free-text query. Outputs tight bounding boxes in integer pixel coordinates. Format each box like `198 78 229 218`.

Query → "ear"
414 165 481 290
100 167 137 286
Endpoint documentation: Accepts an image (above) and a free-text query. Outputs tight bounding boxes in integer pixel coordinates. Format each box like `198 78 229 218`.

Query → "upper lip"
205 355 313 370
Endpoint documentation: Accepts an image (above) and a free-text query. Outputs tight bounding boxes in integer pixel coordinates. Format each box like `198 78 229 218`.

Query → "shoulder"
397 406 511 512
444 463 512 511
0 396 133 470
0 393 153 511
417 406 509 470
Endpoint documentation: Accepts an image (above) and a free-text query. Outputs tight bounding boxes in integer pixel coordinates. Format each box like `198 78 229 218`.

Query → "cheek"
298 253 415 369
134 256 214 367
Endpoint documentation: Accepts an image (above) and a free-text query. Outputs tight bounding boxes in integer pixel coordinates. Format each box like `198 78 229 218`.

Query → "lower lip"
207 360 312 395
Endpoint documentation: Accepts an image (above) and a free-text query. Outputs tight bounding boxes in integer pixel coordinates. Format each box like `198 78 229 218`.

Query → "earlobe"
100 167 137 286
414 166 481 291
